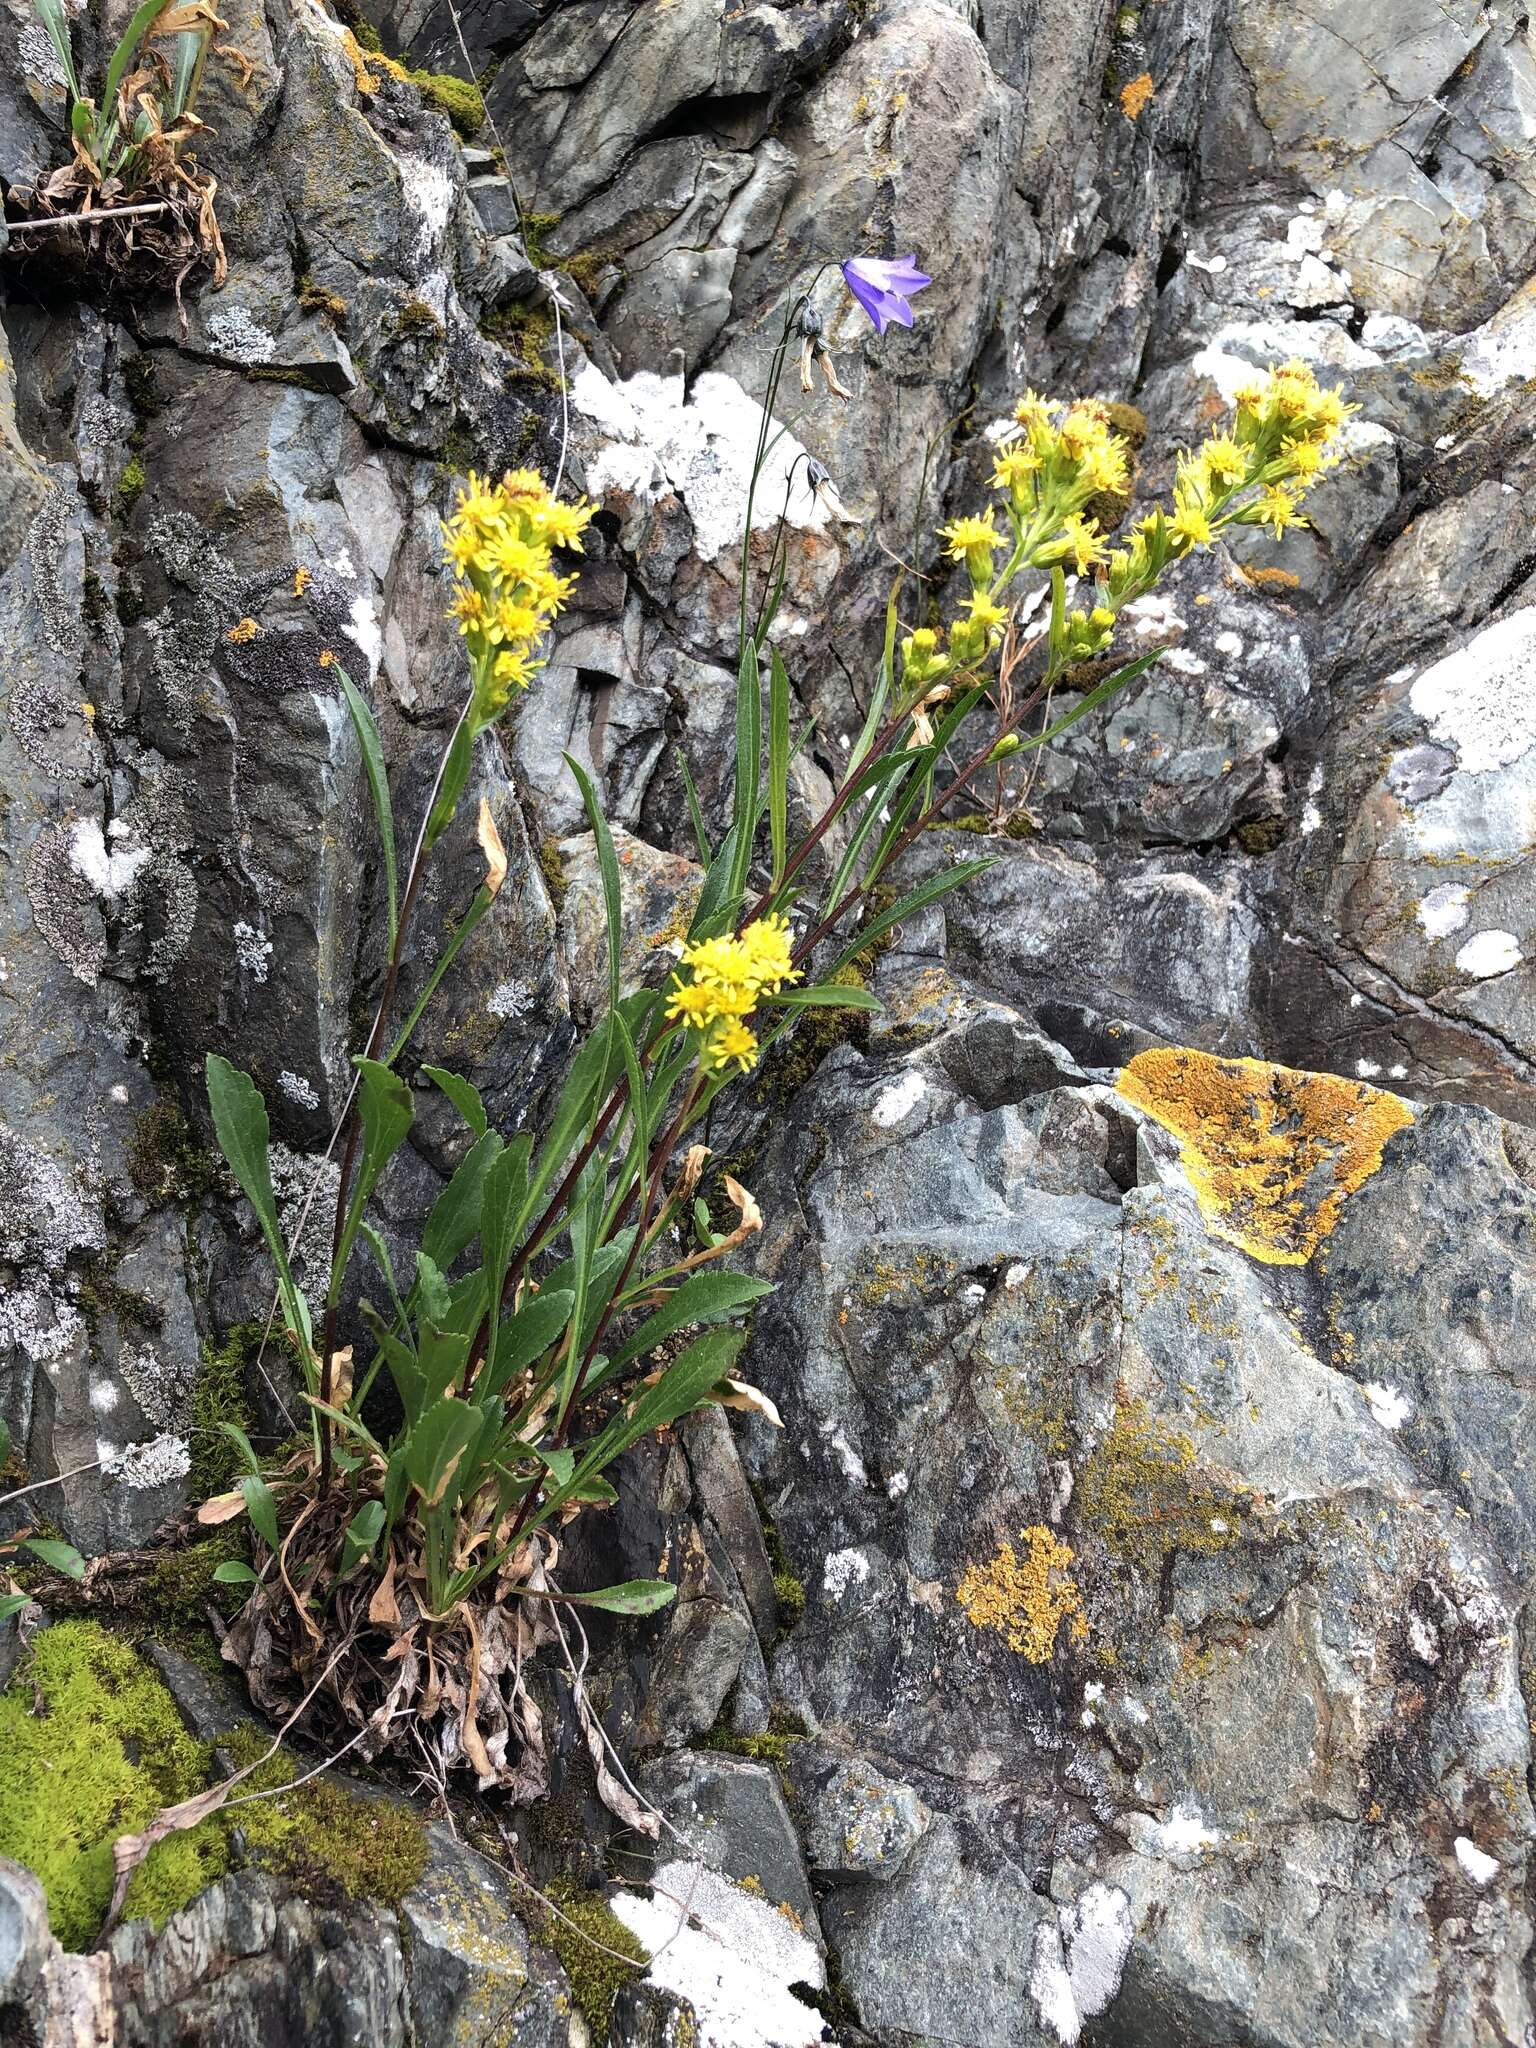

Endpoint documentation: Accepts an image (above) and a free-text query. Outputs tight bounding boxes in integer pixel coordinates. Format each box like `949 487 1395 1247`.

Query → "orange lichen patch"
1119 72 1154 121
1116 1048 1413 1265
227 616 260 643
340 27 407 93
957 1525 1087 1662
1236 563 1300 591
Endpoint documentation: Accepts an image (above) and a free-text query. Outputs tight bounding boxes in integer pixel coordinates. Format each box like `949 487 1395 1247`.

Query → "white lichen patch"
102 1432 191 1489
278 1070 321 1110
342 591 383 679
233 921 274 983
69 819 150 901
823 1547 871 1600
1455 1836 1500 1886
1415 884 1471 940
488 977 534 1021
1029 1883 1133 2046
1139 1804 1221 1858
205 305 278 367
871 1071 926 1128
610 1860 825 2048
1455 930 1523 979
572 361 840 565
1409 610 1536 775
1362 1382 1411 1430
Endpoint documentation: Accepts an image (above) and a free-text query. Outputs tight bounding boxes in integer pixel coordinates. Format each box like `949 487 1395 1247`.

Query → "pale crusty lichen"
957 1525 1087 1662
1116 1047 1413 1265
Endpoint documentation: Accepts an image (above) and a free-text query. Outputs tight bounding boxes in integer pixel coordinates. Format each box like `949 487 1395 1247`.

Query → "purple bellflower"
840 255 932 333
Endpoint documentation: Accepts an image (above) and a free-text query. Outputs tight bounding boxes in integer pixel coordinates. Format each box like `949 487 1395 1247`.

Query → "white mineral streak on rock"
1029 1884 1134 2044
1363 1382 1412 1430
871 1071 926 1127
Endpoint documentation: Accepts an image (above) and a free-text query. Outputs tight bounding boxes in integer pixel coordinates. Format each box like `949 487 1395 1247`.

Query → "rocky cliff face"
3 0 1536 2043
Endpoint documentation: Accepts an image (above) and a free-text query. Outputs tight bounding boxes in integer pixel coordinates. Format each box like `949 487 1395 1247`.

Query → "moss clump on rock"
541 1883 648 2045
0 1621 229 1948
117 456 146 513
221 1726 428 1909
756 960 873 1103
186 1325 259 1500
127 1097 218 1208
408 69 484 137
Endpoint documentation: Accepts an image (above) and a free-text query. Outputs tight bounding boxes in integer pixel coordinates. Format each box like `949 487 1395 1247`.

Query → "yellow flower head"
707 1019 759 1075
1079 437 1130 494
665 980 723 1031
1169 498 1213 550
1196 435 1249 490
992 443 1043 496
939 510 1004 582
902 626 940 683
736 912 797 994
1251 484 1304 538
1059 514 1108 575
1058 400 1113 460
966 592 1009 635
1013 389 1053 430
531 498 593 550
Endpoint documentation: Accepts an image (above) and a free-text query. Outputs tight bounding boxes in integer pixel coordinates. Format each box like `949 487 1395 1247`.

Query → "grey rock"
609 1980 701 2048
794 1751 931 1883
0 1855 49 2012
401 1825 572 2048
636 1750 818 1928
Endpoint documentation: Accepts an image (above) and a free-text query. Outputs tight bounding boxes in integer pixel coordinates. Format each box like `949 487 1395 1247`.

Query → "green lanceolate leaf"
0 1593 32 1623
729 640 762 900
21 1537 85 1580
565 754 623 1013
478 1135 531 1389
205 1056 309 1353
240 1474 281 1552
596 1271 773 1386
421 1065 488 1139
330 1060 414 1306
1012 648 1165 755
589 1325 748 1470
33 0 81 98
824 858 993 983
212 1559 260 1587
764 983 882 1012
677 748 712 864
526 1578 677 1616
483 1287 573 1400
340 1499 385 1571
404 1397 482 1508
334 663 399 949
768 646 790 887
216 1420 263 1478
520 1017 613 1238
0 1417 9 1466
421 1129 504 1272
424 718 473 849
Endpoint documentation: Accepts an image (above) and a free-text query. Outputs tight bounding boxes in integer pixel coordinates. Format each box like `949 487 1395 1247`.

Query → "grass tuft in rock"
0 1621 229 1948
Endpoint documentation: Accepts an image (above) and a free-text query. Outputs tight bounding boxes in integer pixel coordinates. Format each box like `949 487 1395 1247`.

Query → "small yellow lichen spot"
956 1525 1087 1663
227 617 260 643
293 565 311 596
1116 1047 1413 1265
318 648 338 667
80 702 95 722
1119 71 1154 120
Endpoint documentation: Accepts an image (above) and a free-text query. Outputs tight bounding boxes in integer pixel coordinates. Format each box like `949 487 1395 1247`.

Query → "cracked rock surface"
3 0 1536 2041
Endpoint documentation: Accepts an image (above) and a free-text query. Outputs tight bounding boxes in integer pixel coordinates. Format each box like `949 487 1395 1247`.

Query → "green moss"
701 1726 801 1770
76 1249 162 1339
564 245 617 301
519 210 560 269
1236 817 1285 855
541 1883 648 2043
117 456 146 513
1102 400 1148 450
187 1326 259 1500
755 960 873 1103
122 351 165 421
1075 1399 1244 1567
538 835 568 910
927 810 993 835
772 1568 806 1632
408 68 484 138
127 1097 218 1208
298 282 349 327
482 300 559 388
221 1726 428 1908
396 296 444 339
0 1621 229 1949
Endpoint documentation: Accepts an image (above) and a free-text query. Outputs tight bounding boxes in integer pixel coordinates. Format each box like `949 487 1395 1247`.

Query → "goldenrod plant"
189 272 1349 1781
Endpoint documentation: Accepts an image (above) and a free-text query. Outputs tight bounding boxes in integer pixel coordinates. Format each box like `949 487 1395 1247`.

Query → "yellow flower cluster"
665 914 801 1074
906 359 1354 685
441 469 593 730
